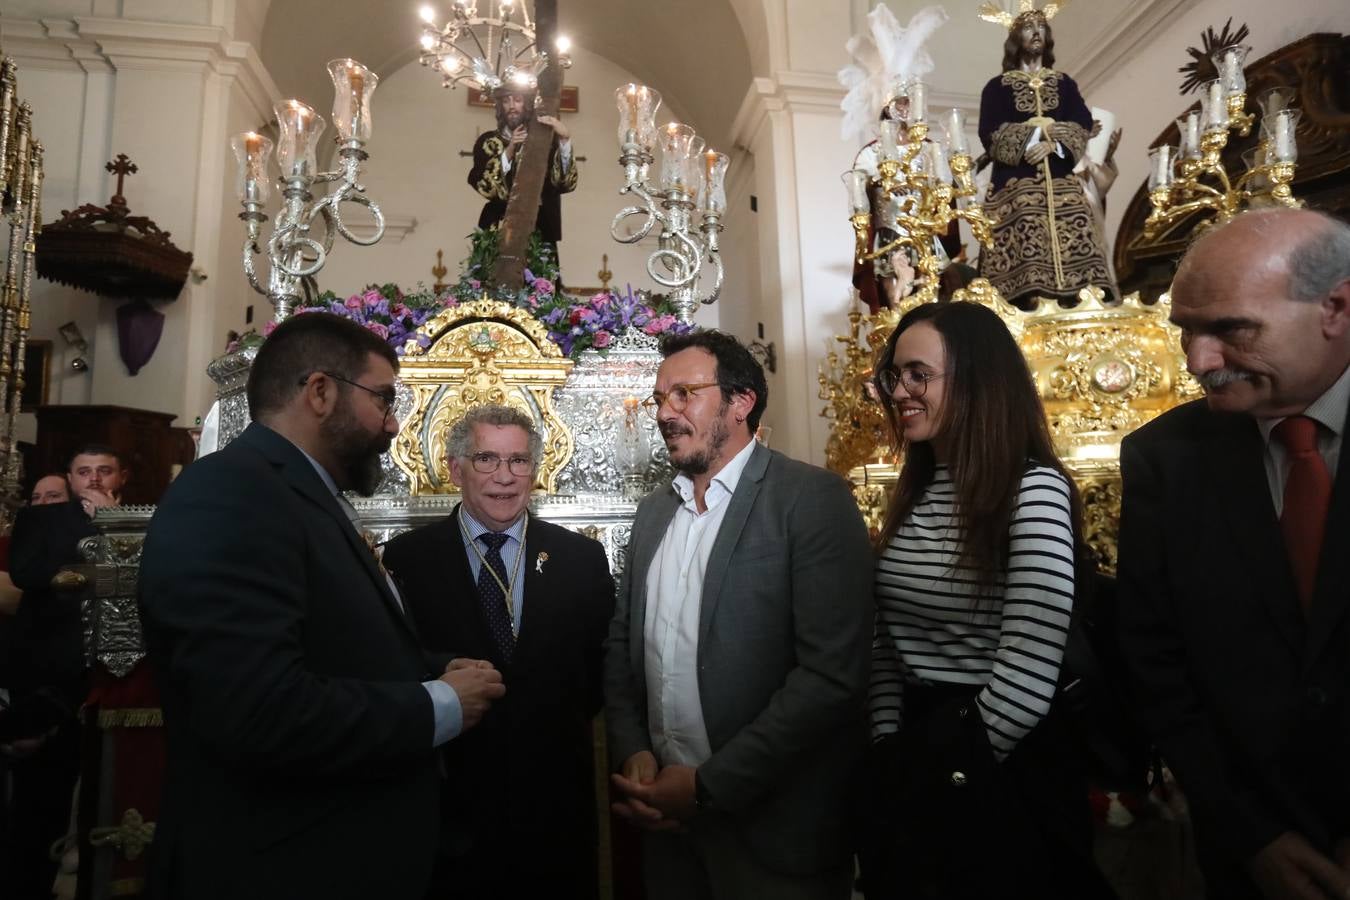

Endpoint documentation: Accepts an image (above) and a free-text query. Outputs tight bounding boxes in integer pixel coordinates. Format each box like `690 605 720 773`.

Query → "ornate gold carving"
89 808 155 862
826 280 1199 569
392 299 575 495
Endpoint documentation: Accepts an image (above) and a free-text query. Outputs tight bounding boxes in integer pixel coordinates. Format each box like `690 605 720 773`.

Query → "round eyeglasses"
467 452 536 476
875 365 944 399
639 381 721 419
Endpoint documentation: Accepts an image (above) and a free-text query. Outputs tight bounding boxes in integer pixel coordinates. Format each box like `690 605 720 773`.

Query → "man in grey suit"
605 329 874 899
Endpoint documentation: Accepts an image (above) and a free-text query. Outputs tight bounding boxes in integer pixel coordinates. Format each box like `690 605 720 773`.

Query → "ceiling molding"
1061 0 1192 96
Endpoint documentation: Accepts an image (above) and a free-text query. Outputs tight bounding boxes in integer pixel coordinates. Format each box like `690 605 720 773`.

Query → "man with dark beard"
468 87 577 267
137 312 505 900
605 330 874 898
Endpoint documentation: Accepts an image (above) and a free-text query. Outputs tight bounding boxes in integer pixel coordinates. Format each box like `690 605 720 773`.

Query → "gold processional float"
820 33 1302 572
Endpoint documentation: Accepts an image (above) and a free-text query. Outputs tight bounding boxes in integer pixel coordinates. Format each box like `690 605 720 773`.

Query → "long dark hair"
874 302 1082 592
1001 18 1056 71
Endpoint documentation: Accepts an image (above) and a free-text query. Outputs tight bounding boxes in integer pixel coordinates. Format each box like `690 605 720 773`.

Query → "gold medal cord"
1029 73 1065 290
458 507 529 636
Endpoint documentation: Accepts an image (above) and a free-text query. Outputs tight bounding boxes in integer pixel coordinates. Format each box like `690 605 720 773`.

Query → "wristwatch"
694 770 713 813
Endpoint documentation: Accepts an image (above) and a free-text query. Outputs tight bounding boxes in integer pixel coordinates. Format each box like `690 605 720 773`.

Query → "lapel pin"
535 551 549 574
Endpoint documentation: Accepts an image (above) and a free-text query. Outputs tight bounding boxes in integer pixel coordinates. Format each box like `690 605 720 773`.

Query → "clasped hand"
505 115 569 161
439 658 505 730
610 750 696 832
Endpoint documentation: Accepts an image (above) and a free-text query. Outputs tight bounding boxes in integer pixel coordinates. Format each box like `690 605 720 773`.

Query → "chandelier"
417 1 572 93
610 83 729 325
1144 44 1301 239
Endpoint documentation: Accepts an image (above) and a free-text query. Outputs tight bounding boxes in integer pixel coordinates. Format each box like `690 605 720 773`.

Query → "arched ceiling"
257 0 755 151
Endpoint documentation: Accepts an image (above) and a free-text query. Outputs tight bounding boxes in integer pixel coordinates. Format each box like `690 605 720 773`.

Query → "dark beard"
321 403 391 497
663 406 730 476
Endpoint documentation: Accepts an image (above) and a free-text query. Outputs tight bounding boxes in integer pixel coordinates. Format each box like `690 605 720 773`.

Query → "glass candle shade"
1147 144 1174 191
1212 45 1251 97
615 83 662 153
698 149 730 213
945 108 969 156
878 119 900 161
1176 111 1201 159
658 122 704 195
230 131 274 203
1263 109 1301 163
1200 80 1227 132
842 169 870 215
906 80 928 125
1257 85 1296 120
275 100 325 178
328 58 377 142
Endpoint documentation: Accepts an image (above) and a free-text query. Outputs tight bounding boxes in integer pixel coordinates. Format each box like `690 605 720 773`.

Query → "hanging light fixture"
417 1 572 93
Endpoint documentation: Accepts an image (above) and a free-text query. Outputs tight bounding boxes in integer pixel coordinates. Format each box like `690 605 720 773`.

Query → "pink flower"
589 294 608 309
364 321 389 339
262 320 279 336
344 295 363 311
362 289 383 308
392 303 412 319
643 314 676 335
593 330 613 349
532 278 554 296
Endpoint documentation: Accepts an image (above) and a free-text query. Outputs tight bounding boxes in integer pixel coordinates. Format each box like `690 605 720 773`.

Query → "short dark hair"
67 443 126 470
247 312 399 419
658 329 768 432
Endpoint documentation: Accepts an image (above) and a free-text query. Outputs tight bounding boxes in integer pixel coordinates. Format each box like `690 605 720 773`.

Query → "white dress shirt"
643 438 757 767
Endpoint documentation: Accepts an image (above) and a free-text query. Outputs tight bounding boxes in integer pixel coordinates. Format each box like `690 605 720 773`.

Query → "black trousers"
0 715 80 900
858 682 1116 900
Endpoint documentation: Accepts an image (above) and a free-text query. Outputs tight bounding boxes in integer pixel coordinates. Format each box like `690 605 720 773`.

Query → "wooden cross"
490 0 560 289
106 154 138 207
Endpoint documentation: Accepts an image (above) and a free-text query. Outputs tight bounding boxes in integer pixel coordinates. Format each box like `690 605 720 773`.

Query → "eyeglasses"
640 381 721 419
875 365 945 399
467 452 536 476
300 371 398 420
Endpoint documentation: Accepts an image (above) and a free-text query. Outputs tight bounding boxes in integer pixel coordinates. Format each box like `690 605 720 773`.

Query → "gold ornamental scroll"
391 299 574 495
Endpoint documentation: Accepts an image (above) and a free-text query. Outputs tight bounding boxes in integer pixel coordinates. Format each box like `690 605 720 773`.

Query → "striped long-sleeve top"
869 463 1075 760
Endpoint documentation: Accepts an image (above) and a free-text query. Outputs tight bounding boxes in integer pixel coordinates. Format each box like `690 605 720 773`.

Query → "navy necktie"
476 532 515 663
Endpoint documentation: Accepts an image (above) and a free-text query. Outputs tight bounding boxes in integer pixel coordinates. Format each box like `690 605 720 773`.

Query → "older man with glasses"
382 404 616 900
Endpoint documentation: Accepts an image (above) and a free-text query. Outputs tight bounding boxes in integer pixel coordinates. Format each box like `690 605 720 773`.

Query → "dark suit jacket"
381 508 614 869
1118 396 1350 897
1 500 95 697
604 444 875 875
468 129 578 243
137 423 441 900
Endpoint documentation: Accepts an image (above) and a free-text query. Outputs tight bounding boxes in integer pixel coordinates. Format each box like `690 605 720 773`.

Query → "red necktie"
1273 415 1332 612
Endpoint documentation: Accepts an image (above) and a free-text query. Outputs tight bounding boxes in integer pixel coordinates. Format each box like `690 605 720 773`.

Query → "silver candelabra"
232 59 385 321
610 84 728 325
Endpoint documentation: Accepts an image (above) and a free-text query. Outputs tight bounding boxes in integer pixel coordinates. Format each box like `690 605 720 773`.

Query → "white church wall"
1073 0 1350 261
314 44 720 334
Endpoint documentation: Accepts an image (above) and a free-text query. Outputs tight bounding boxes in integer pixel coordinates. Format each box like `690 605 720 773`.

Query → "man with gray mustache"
1117 208 1350 900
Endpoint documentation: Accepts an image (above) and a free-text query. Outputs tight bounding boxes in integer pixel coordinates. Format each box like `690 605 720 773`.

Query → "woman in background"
861 301 1113 899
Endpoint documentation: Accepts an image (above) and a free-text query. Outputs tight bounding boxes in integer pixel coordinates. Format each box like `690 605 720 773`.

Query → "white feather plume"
838 4 950 146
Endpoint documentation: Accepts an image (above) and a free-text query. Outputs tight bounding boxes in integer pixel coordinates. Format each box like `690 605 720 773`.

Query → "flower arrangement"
283 276 690 360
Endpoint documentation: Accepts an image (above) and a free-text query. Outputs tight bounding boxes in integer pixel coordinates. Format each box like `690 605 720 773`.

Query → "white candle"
1177 112 1201 158
878 120 899 161
1203 80 1226 131
842 169 870 215
908 81 927 124
1269 109 1299 163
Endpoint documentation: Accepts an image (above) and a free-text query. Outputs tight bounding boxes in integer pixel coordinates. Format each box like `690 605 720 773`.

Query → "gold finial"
432 249 448 292
597 253 613 291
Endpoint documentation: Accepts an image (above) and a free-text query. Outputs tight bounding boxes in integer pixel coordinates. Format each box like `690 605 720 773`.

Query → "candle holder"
1144 59 1302 240
843 99 995 309
417 1 570 93
234 60 386 322
609 84 727 325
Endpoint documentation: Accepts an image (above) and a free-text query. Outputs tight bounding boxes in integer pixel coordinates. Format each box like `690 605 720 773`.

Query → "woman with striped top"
859 302 1113 900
